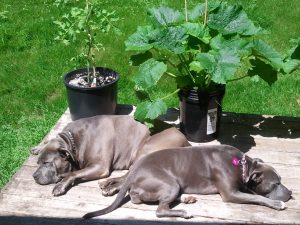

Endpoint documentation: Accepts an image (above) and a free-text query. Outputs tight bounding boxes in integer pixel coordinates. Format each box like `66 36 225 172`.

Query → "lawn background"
0 0 299 188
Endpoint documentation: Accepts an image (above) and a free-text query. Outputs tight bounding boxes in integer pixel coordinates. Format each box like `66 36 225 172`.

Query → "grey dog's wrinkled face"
248 163 292 202
33 139 71 185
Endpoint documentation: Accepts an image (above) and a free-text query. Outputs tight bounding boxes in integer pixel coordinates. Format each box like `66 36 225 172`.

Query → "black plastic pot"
64 67 119 121
179 86 225 142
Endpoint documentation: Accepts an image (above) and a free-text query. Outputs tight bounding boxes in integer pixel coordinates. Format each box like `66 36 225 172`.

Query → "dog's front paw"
181 196 197 204
99 179 116 189
99 179 119 196
271 200 286 210
101 186 118 197
31 146 41 155
183 212 193 219
52 182 67 196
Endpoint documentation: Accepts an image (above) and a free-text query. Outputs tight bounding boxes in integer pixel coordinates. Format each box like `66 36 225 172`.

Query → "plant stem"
154 49 177 69
167 59 178 69
178 54 195 83
85 0 96 81
184 0 188 22
204 0 208 27
165 72 176 77
227 74 249 83
161 88 180 100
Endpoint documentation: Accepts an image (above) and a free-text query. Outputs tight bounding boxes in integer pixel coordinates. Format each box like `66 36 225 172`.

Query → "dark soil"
68 71 117 88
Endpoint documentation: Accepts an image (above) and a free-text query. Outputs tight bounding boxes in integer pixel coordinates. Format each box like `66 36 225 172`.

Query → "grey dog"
83 145 292 219
32 115 190 196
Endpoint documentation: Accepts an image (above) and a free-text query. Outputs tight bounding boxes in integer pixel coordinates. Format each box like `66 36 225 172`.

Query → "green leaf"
210 49 240 84
132 59 167 91
196 50 240 84
148 5 184 27
195 53 216 73
210 34 252 56
282 59 300 74
153 26 188 54
188 1 220 22
250 75 260 82
125 24 187 54
248 58 278 85
208 3 262 35
134 99 168 121
189 61 204 73
125 26 156 51
252 40 284 70
182 22 211 44
285 38 300 59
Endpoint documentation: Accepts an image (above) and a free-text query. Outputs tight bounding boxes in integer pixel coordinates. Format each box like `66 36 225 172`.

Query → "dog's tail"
82 176 131 219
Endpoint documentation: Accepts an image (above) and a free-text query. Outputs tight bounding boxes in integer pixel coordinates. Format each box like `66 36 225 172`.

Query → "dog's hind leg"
128 174 192 219
155 182 192 219
156 183 192 219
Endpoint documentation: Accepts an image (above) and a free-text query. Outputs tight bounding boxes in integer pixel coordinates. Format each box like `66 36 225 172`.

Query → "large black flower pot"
64 67 119 121
179 86 225 142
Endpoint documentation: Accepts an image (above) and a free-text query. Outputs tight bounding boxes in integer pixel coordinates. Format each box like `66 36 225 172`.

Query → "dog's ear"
246 170 264 184
31 142 47 155
252 158 264 163
58 148 73 161
245 159 264 184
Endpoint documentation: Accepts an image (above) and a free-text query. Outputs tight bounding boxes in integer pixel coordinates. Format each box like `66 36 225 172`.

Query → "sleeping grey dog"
31 115 190 196
83 145 292 219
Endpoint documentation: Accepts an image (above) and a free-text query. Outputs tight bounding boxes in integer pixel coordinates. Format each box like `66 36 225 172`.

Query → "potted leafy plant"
125 0 300 142
54 0 121 120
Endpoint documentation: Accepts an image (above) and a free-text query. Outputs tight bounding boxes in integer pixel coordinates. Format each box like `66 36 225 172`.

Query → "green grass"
0 0 299 188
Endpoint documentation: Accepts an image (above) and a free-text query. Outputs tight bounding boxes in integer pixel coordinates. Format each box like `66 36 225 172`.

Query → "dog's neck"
232 155 261 194
232 154 249 184
58 131 79 169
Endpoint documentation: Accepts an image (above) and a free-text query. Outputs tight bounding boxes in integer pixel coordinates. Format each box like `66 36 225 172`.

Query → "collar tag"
232 157 240 167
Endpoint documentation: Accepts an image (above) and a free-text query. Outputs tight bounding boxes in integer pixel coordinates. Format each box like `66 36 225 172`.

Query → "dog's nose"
32 172 38 180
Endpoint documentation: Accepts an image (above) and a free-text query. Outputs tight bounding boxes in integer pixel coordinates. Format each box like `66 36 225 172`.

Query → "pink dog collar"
232 154 248 183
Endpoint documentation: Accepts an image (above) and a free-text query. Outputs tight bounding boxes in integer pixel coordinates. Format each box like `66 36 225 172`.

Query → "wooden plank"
2 108 300 225
0 193 299 224
3 169 300 212
0 194 242 224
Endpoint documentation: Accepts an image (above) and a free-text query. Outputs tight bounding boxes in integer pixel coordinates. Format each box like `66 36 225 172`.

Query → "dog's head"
32 138 72 185
246 160 292 202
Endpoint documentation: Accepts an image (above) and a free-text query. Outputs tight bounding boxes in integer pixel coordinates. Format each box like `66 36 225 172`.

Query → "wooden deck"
1 106 300 225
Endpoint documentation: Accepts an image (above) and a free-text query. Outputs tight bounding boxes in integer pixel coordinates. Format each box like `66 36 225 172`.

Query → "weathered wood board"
0 106 299 225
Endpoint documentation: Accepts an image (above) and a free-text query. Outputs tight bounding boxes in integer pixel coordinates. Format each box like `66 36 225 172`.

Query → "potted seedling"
125 0 300 142
54 0 121 120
